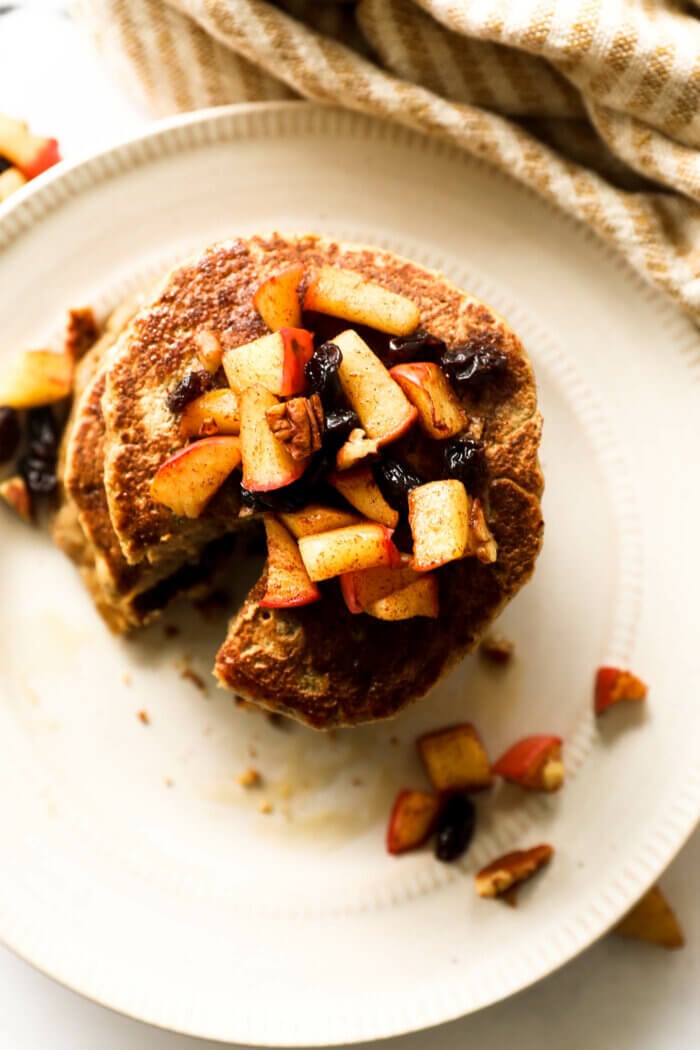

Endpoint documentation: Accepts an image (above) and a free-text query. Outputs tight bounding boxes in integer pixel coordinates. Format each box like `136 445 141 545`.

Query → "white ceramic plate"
0 103 698 1046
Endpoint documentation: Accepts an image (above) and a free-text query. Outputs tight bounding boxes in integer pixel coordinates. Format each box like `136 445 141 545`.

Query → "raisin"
434 795 476 863
442 437 486 490
0 156 9 175
18 407 59 497
240 477 310 514
0 405 21 464
387 330 446 365
439 341 507 389
324 407 360 449
374 457 423 514
305 341 342 398
166 370 214 413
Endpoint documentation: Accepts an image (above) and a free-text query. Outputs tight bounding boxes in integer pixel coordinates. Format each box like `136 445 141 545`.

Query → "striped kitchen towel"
74 0 700 327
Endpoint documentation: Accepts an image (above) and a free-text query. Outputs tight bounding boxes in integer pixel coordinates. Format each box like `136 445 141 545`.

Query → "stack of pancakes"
54 235 543 728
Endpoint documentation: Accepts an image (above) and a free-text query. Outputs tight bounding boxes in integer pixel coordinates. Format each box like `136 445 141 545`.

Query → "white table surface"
0 8 698 1048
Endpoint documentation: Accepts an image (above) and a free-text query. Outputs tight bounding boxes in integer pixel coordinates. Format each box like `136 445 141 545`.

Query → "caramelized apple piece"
475 844 554 899
0 475 32 522
365 574 439 620
492 735 564 791
329 466 399 528
0 113 60 179
333 329 417 444
390 362 468 439
193 330 223 374
260 514 321 608
303 266 420 336
0 350 73 409
386 789 441 855
409 479 469 572
280 503 361 539
0 166 27 202
298 523 401 582
179 388 239 439
615 886 685 949
150 435 241 518
223 328 314 397
340 561 424 613
253 264 303 331
418 723 492 791
334 428 381 471
239 385 308 492
594 667 648 715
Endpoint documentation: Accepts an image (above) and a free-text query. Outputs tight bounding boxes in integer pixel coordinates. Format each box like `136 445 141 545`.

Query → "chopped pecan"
335 427 380 471
475 844 553 900
265 393 323 460
65 307 99 362
466 497 497 564
479 633 514 664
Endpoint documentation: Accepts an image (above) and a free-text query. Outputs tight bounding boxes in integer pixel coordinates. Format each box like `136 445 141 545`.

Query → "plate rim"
0 100 698 1046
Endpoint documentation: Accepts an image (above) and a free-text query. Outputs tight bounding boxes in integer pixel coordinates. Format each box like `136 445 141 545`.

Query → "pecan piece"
265 393 323 460
466 496 497 564
475 844 553 900
65 307 99 362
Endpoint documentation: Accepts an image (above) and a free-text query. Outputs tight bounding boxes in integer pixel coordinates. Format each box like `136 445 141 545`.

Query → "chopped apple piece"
239 385 308 492
340 561 421 613
280 503 361 539
260 514 321 608
304 266 420 336
386 789 441 855
0 114 60 179
615 886 685 949
333 329 417 444
418 723 492 791
335 428 381 471
409 479 469 572
150 435 241 518
298 523 401 582
222 327 314 397
0 166 27 202
0 475 32 521
366 574 439 620
253 264 303 331
0 350 73 408
492 735 564 791
329 466 399 528
390 362 468 439
193 330 223 374
179 388 239 439
594 666 648 715
475 845 554 899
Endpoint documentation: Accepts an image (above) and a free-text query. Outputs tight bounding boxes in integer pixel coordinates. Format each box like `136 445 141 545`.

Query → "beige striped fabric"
74 0 700 325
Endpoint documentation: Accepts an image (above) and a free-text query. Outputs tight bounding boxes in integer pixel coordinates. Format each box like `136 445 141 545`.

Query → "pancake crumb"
237 767 262 788
137 709 150 725
259 800 273 815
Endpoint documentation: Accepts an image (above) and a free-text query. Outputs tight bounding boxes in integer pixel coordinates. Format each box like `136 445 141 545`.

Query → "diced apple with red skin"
253 264 303 331
222 328 314 397
386 789 441 855
260 514 321 609
179 388 239 439
0 167 27 203
329 466 399 528
0 114 60 179
390 362 468 440
492 735 564 792
594 666 648 715
280 503 361 539
303 266 420 336
340 561 422 613
418 723 492 792
365 574 439 621
150 436 241 518
193 330 223 374
409 479 469 572
298 523 401 582
333 329 417 445
239 385 308 492
0 350 73 408
0 476 32 522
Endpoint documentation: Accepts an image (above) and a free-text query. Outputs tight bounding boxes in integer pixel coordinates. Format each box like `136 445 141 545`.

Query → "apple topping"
0 167 27 203
0 113 60 179
475 844 554 900
0 350 73 409
492 735 564 791
615 886 685 949
239 384 309 492
418 723 492 791
303 266 420 336
179 388 239 439
150 435 242 518
594 666 647 715
265 393 323 460
194 330 223 374
298 522 401 582
253 264 303 331
280 503 361 538
260 514 321 608
386 789 441 855
0 475 32 522
365 574 439 620
340 561 426 613
333 329 417 444
390 362 468 439
329 466 399 527
223 328 314 398
335 428 381 471
465 497 497 563
408 479 469 572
